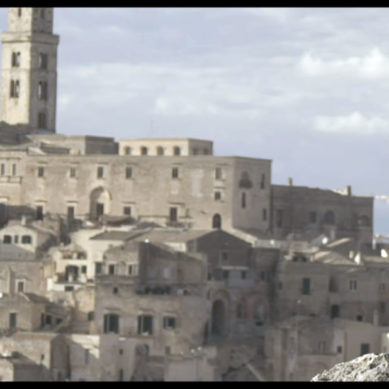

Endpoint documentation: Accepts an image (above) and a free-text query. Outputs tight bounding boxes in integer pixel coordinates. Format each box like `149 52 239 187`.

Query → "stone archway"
90 187 112 220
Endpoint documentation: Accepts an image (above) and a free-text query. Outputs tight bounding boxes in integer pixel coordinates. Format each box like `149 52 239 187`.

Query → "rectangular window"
95 263 102 275
220 251 228 262
38 81 48 100
36 206 44 220
0 164 5 176
125 166 132 179
128 264 138 276
169 207 178 222
276 209 283 228
108 264 115 275
3 235 11 244
214 191 221 201
16 281 24 293
260 174 265 189
360 343 370 356
97 166 104 179
123 206 131 216
137 314 153 335
104 313 119 334
38 53 48 69
67 206 75 221
21 235 31 244
262 208 267 221
302 278 311 295
171 167 179 179
215 167 222 180
11 164 16 177
81 266 87 274
9 313 17 329
37 166 45 177
163 316 176 330
69 167 76 178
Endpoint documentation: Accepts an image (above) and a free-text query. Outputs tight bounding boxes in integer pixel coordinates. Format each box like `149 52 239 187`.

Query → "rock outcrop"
312 353 389 381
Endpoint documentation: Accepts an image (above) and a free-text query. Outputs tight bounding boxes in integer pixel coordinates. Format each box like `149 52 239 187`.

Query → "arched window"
11 52 21 68
38 81 48 100
173 146 181 156
10 80 20 98
324 210 335 225
141 146 148 156
239 171 253 189
212 214 222 229
157 146 164 156
124 146 131 155
17 8 22 17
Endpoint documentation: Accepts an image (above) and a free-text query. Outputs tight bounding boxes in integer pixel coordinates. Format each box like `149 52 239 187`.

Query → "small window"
16 281 24 293
0 164 5 176
81 266 87 274
11 52 21 68
241 192 247 209
38 81 48 100
157 146 164 156
9 313 17 329
67 206 75 221
65 285 74 292
3 235 11 244
309 211 317 224
124 146 131 155
21 235 31 244
10 80 20 98
214 191 221 201
302 278 311 295
360 343 370 356
276 209 283 228
220 251 228 263
104 313 120 334
38 53 48 70
113 287 119 295
36 206 44 220
260 174 265 189
223 270 229 280
108 264 115 275
349 280 357 290
69 167 76 178
123 206 131 216
215 167 222 180
262 208 267 221
125 166 132 179
37 166 45 177
128 264 137 276
171 167 179 179
138 314 153 335
87 311 94 321
169 207 178 222
337 346 343 353
97 166 104 179
192 148 198 155
17 8 22 17
11 164 16 177
95 263 103 275
173 146 181 156
163 316 176 330
141 147 148 156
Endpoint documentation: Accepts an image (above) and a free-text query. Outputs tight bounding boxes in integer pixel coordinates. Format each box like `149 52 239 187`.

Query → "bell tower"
0 8 59 133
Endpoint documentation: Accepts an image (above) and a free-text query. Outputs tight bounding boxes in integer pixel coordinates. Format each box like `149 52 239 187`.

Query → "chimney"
346 185 352 196
288 177 293 186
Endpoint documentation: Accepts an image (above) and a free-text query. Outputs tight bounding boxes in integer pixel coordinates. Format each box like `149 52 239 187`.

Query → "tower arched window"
38 53 48 70
173 146 181 156
11 52 21 68
212 214 222 229
141 146 148 156
38 81 48 100
124 146 131 155
17 8 22 17
157 146 164 156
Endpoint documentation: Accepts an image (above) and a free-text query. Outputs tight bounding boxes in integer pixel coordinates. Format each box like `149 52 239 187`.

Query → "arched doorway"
212 214 222 229
90 187 111 220
211 299 226 337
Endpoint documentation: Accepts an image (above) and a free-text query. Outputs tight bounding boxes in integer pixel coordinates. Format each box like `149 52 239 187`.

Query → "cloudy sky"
1 7 389 234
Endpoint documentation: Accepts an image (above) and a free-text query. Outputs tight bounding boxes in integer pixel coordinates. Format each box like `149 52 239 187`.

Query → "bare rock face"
312 354 389 381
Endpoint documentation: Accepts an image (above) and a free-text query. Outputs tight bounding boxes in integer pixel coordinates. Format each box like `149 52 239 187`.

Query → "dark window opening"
241 192 247 209
9 313 17 329
10 80 20 98
38 81 48 100
123 206 131 216
173 146 181 156
360 343 370 356
276 209 283 228
37 166 45 177
108 264 115 275
36 206 44 221
38 53 48 70
169 207 178 222
171 167 179 179
11 52 21 68
21 235 31 244
157 146 164 156
214 191 221 201
3 235 11 244
141 147 148 156
212 213 222 229
95 263 102 275
330 304 340 319
163 316 176 330
104 313 119 334
97 166 104 179
125 166 132 179
260 174 265 189
67 206 75 221
262 208 267 221
38 112 47 129
302 277 311 295
309 211 317 223
138 314 153 335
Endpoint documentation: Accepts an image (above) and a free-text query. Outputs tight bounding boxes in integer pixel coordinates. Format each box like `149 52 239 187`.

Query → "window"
125 166 132 179
97 166 104 179
21 235 31 244
192 148 198 155
302 278 311 295
223 270 229 280
38 81 48 100
241 192 247 209
349 279 357 291
95 263 102 275
309 211 317 224
65 285 74 292
141 146 148 156
262 208 267 221
87 311 94 321
38 53 48 70
3 235 11 244
124 146 131 155
9 313 17 329
0 164 5 176
104 313 120 334
360 343 370 356
36 206 44 220
138 314 153 335
357 314 363 322
324 210 335 225
173 146 181 156
157 146 164 156
215 167 222 180
108 264 115 275
163 316 176 330
16 281 24 293
169 207 178 222
37 166 45 177
17 8 22 17
68 167 76 178
10 80 20 98
214 191 221 201
11 52 21 68
212 214 222 229
113 287 119 295
11 164 16 177
171 167 179 179
330 304 340 319
14 235 19 244
67 206 75 221
128 264 137 276
337 346 343 353
123 206 131 216
260 174 265 189
276 209 283 228
81 266 87 274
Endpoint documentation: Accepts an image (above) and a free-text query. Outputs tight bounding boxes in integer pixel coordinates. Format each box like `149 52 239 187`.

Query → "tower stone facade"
0 8 59 132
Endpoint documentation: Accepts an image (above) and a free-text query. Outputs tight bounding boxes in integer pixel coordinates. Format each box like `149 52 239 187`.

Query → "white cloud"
299 48 389 79
313 111 389 134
